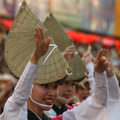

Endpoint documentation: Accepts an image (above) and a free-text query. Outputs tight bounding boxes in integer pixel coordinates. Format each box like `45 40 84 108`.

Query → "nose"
66 84 73 93
48 87 57 98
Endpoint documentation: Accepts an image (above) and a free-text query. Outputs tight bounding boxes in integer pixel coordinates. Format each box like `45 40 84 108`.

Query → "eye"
65 81 68 85
54 84 58 89
71 82 75 86
41 84 48 88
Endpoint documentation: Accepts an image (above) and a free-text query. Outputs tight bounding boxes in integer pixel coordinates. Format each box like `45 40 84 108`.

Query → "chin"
44 106 52 111
39 103 53 111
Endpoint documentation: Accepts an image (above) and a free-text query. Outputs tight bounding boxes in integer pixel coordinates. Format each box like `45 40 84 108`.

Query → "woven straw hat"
5 1 72 84
44 14 88 81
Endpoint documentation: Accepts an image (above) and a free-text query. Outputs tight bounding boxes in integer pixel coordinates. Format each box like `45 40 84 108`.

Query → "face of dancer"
31 82 58 111
77 88 90 102
56 80 76 104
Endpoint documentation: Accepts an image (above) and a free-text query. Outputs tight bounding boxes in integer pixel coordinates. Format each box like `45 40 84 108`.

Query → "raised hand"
106 49 114 77
82 52 94 65
63 45 75 65
94 49 110 73
31 26 51 64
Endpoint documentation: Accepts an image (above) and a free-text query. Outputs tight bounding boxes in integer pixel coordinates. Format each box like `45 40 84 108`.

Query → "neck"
27 98 44 118
54 100 63 107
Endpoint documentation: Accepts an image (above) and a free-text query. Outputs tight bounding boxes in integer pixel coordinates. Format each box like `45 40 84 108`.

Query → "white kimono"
84 62 120 120
0 61 110 120
106 74 120 120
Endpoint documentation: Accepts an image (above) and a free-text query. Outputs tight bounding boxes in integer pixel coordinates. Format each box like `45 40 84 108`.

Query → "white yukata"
84 62 120 120
106 74 120 120
0 61 110 120
46 62 95 117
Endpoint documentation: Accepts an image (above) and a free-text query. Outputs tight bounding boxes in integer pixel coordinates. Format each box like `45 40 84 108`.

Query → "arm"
106 49 120 101
107 74 120 101
0 27 50 120
13 26 50 106
61 49 110 120
82 52 95 94
93 49 109 106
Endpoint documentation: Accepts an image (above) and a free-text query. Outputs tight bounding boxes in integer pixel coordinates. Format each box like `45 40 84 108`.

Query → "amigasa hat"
5 1 72 84
44 14 88 81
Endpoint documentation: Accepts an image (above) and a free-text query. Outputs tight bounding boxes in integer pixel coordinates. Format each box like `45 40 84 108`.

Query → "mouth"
82 96 88 100
44 98 54 105
63 94 71 99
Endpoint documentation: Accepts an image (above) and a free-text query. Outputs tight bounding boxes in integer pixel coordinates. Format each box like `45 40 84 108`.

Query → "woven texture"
5 1 72 84
44 14 88 81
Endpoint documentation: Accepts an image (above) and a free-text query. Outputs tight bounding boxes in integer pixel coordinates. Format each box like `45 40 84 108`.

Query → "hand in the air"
63 45 75 65
31 26 51 64
94 49 110 73
82 52 94 65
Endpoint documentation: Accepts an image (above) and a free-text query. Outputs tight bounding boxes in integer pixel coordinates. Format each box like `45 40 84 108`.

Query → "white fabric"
47 72 110 120
63 97 109 120
0 61 110 120
62 72 110 120
45 108 57 118
106 74 120 120
86 62 95 94
107 74 120 101
0 61 38 120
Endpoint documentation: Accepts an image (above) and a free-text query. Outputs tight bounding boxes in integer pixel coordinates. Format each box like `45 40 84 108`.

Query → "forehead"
40 82 57 86
63 80 76 85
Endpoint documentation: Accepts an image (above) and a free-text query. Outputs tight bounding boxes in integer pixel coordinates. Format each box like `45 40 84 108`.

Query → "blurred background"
0 0 120 114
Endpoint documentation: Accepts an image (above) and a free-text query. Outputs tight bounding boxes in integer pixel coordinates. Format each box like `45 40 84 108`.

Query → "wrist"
106 71 114 78
30 54 41 65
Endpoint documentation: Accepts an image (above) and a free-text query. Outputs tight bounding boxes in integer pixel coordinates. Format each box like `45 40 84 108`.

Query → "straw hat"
5 1 72 84
44 14 88 81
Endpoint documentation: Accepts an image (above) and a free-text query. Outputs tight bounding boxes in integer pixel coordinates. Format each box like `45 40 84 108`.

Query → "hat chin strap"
29 96 53 108
57 96 74 103
30 85 52 108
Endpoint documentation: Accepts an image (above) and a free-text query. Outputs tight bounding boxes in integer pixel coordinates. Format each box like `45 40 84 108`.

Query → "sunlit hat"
44 14 88 81
5 1 72 84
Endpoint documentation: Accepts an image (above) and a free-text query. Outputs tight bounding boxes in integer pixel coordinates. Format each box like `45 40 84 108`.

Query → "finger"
35 26 41 41
96 49 103 59
39 26 44 40
94 58 98 64
65 49 74 53
100 56 106 63
101 49 106 56
104 61 109 66
45 38 51 50
71 52 75 58
104 49 107 57
66 45 74 50
106 49 110 60
34 32 39 42
64 49 74 55
34 27 40 40
65 46 74 52
68 45 74 49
